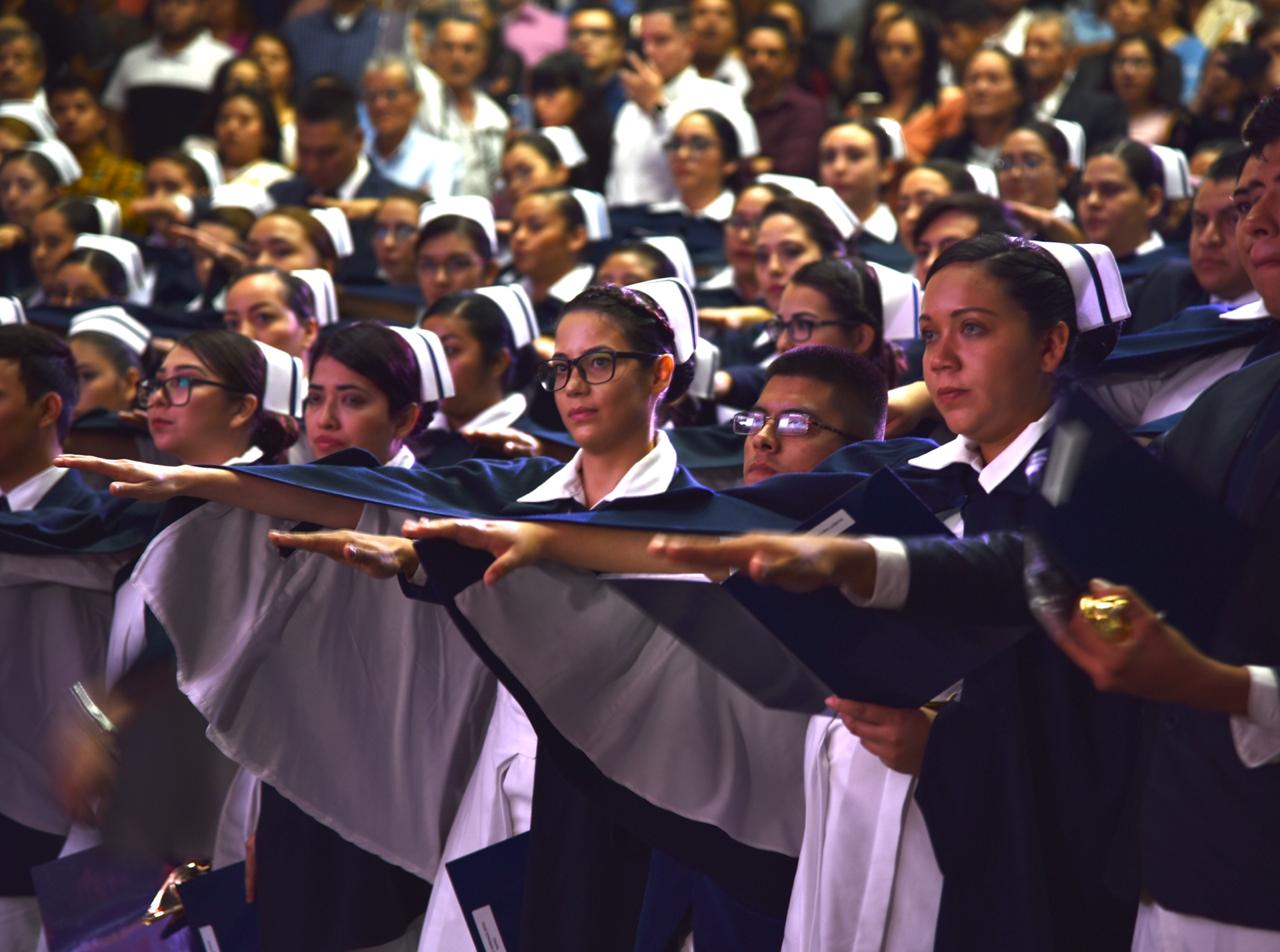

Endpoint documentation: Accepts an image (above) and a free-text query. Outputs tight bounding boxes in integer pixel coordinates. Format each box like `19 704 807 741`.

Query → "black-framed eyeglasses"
137 375 244 408
995 153 1048 173
536 347 662 393
732 410 857 440
764 316 859 343
662 135 717 155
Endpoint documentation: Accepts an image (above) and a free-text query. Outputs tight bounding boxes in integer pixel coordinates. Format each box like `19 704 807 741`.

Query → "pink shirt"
503 2 568 71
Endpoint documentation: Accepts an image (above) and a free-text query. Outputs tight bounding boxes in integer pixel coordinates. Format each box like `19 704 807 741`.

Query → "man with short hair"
568 2 628 122
605 2 753 208
1023 10 1128 153
270 80 397 282
101 0 234 162
0 28 45 106
937 0 995 83
361 54 463 199
691 0 750 95
743 16 826 179
419 15 510 199
47 73 146 230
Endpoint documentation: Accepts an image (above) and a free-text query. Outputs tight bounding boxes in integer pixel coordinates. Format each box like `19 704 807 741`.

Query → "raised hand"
267 529 420 579
401 517 553 585
620 52 666 115
54 455 195 502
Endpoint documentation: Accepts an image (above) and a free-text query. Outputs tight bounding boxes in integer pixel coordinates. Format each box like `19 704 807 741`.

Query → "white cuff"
170 193 195 223
841 536 909 610
1230 666 1280 768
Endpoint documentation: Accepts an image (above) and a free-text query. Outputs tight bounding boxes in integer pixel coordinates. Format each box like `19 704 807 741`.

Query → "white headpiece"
872 117 908 162
386 326 456 403
23 140 81 186
965 163 1000 198
309 207 354 258
68 305 151 356
668 102 761 159
539 126 587 168
87 197 122 237
569 189 611 242
1149 145 1191 201
291 268 339 327
641 236 696 287
1031 241 1132 331
865 260 922 341
252 339 307 417
185 145 224 190
212 183 275 217
73 234 147 304
418 196 497 257
690 336 721 401
757 173 861 239
626 277 698 364
1051 118 1086 170
0 101 55 140
474 284 538 349
0 296 25 325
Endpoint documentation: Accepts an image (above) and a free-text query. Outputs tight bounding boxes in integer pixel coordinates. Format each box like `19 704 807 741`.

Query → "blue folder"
175 862 260 952
445 832 531 952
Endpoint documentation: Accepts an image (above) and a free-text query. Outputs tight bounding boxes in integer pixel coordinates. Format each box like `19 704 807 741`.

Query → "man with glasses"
568 2 629 123
361 54 463 199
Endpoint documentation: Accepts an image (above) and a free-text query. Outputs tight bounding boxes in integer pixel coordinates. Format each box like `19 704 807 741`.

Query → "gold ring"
1079 594 1133 642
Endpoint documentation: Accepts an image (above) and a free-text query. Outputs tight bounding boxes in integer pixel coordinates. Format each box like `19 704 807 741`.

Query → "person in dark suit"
267 80 396 285
1125 146 1257 333
1023 10 1128 151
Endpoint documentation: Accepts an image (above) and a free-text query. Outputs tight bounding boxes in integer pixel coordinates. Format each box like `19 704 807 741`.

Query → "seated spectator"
212 88 291 188
894 158 975 257
528 51 611 193
930 47 1031 169
1152 0 1207 103
743 15 826 178
0 144 77 294
372 190 427 289
848 8 966 163
47 73 145 232
568 2 628 124
1023 10 1129 152
820 118 914 271
249 30 298 166
361 54 463 200
910 191 1022 284
282 0 379 92
996 120 1085 241
102 0 235 162
48 247 130 307
269 79 396 284
1177 41 1265 153
0 25 45 105
691 0 750 95
1106 32 1184 145
28 198 117 306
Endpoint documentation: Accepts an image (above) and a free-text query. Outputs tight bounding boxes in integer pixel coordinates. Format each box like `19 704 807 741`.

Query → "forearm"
182 466 365 528
1184 657 1252 716
538 523 689 575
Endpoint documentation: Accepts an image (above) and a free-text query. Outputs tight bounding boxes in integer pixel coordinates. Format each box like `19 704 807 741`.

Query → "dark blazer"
1055 81 1130 151
1123 260 1207 335
268 165 398 284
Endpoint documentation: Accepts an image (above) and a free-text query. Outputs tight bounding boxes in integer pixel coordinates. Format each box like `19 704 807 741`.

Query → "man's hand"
620 52 666 115
827 696 936 775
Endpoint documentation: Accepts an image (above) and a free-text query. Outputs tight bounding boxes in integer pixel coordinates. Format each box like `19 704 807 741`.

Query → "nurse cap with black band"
474 284 538 349
252 339 308 418
385 326 457 403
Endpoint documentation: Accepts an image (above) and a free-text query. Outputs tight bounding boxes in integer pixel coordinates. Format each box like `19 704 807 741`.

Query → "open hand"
648 532 875 594
54 455 194 502
401 517 553 585
267 528 420 578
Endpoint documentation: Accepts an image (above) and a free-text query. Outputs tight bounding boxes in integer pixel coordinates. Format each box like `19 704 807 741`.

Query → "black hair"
416 213 495 261
383 187 430 207
1215 40 1268 84
926 234 1075 341
596 241 678 282
218 86 284 165
524 186 588 233
151 149 211 193
2 149 60 190
852 6 943 113
70 329 146 382
197 54 270 138
764 0 807 40
504 132 567 169
765 344 888 441
760 195 847 257
913 192 1024 245
940 0 990 28
744 14 796 53
227 265 319 323
48 197 103 235
196 204 257 239
1205 146 1248 183
790 259 898 386
569 1 627 36
1007 119 1072 169
57 248 129 300
911 157 977 192
560 284 694 402
1105 32 1178 109
530 50 590 95
45 69 96 102
680 108 741 164
1087 137 1164 192
310 323 433 436
297 78 360 132
1243 90 1280 159
253 206 339 269
0 324 77 442
248 29 297 93
424 291 523 390
963 46 1032 123
179 329 300 462
823 117 894 166
640 1 692 31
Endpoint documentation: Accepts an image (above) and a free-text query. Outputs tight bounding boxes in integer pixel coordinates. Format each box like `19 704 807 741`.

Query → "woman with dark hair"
894 158 975 256
372 189 428 288
28 198 107 305
1179 41 1266 154
1077 138 1180 281
930 47 1032 169
245 207 340 274
658 109 741 222
699 181 789 309
529 50 611 191
222 265 322 369
66 307 150 419
48 248 129 307
996 121 1085 241
500 133 572 210
754 194 847 314
213 88 289 188
0 147 70 293
416 207 501 310
595 241 679 287
510 187 594 332
820 118 914 271
1107 32 1183 145
848 7 965 162
248 30 298 166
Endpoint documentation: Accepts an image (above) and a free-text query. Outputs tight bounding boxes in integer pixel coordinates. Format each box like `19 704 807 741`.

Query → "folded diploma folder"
446 832 531 952
608 469 1026 713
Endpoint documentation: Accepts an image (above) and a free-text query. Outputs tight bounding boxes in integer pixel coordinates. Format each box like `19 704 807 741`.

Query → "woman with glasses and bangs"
56 280 709 951
995 120 1085 242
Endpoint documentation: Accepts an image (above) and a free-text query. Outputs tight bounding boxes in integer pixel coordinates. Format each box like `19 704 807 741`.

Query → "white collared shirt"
1034 74 1074 123
649 188 735 222
517 429 677 509
336 154 372 201
416 66 510 199
711 53 751 97
524 262 594 306
224 445 265 467
860 203 898 245
1209 288 1262 310
429 391 529 433
102 30 235 110
386 444 417 469
1052 199 1075 222
849 410 1056 609
366 122 465 199
1133 232 1166 257
2 465 68 512
991 8 1035 54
